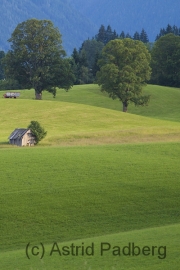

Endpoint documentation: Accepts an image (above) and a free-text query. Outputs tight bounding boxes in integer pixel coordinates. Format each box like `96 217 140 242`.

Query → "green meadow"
1 84 180 146
0 84 180 269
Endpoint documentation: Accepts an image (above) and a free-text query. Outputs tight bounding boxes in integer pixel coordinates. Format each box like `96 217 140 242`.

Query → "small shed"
9 128 36 146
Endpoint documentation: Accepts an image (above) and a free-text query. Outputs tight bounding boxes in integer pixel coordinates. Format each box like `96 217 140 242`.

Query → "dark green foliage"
119 31 132 39
133 31 140 41
71 48 89 84
92 52 101 77
71 26 150 87
95 25 118 45
0 51 5 80
156 24 180 40
95 25 149 45
140 28 149 43
71 48 80 65
27 120 47 144
151 33 180 87
119 31 126 39
0 79 22 90
133 29 149 43
95 25 106 44
96 39 151 112
3 19 75 99
71 39 104 84
145 42 154 52
79 39 104 70
125 33 132 39
106 25 118 43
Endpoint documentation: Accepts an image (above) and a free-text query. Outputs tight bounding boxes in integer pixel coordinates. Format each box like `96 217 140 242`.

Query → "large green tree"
151 33 180 87
3 19 74 99
96 39 151 112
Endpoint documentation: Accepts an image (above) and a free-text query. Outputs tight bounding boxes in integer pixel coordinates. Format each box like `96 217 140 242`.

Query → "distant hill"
0 0 180 55
69 0 180 41
0 0 96 55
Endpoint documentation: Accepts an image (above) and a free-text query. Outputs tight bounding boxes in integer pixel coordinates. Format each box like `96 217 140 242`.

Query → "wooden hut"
9 128 36 146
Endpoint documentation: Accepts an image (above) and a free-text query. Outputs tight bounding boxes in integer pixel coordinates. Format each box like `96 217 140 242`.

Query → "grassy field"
0 84 180 146
0 84 180 269
0 143 180 269
5 83 180 122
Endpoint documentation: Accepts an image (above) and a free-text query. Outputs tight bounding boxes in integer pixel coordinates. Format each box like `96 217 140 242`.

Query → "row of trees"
155 24 180 40
0 19 180 111
95 23 180 45
71 24 180 87
69 25 150 85
95 25 149 45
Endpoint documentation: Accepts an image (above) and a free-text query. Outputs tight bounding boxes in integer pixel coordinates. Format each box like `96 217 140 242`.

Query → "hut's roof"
9 128 29 140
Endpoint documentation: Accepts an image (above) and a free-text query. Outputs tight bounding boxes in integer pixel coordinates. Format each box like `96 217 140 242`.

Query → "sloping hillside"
1 0 180 54
1 84 180 146
0 0 96 54
70 0 180 41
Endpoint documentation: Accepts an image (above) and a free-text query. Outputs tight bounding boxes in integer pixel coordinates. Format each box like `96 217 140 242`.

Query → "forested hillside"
70 0 180 41
0 0 180 54
0 0 96 54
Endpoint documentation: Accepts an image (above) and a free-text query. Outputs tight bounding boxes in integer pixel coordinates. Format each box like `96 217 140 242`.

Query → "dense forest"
1 22 180 90
69 24 180 87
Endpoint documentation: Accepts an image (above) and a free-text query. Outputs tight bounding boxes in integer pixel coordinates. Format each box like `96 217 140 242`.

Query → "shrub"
27 121 47 144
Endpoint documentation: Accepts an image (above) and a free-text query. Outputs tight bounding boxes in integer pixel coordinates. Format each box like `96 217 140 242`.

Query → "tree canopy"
151 33 180 87
3 19 75 99
95 25 118 45
96 39 151 112
71 39 104 84
28 120 47 144
156 24 180 41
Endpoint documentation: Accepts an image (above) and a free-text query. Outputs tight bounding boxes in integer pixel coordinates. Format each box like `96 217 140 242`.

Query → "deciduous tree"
96 39 151 112
3 19 74 99
151 33 180 87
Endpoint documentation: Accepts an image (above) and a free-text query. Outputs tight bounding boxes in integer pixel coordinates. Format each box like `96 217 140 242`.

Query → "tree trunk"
35 92 42 100
123 102 128 112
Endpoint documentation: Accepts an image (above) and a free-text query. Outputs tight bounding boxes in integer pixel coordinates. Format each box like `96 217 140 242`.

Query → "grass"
0 84 180 146
0 84 180 269
2 84 179 122
0 143 180 269
1 224 180 269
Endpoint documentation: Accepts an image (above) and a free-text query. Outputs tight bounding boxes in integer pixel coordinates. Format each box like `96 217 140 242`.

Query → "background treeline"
71 25 150 85
1 23 180 90
70 23 180 87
